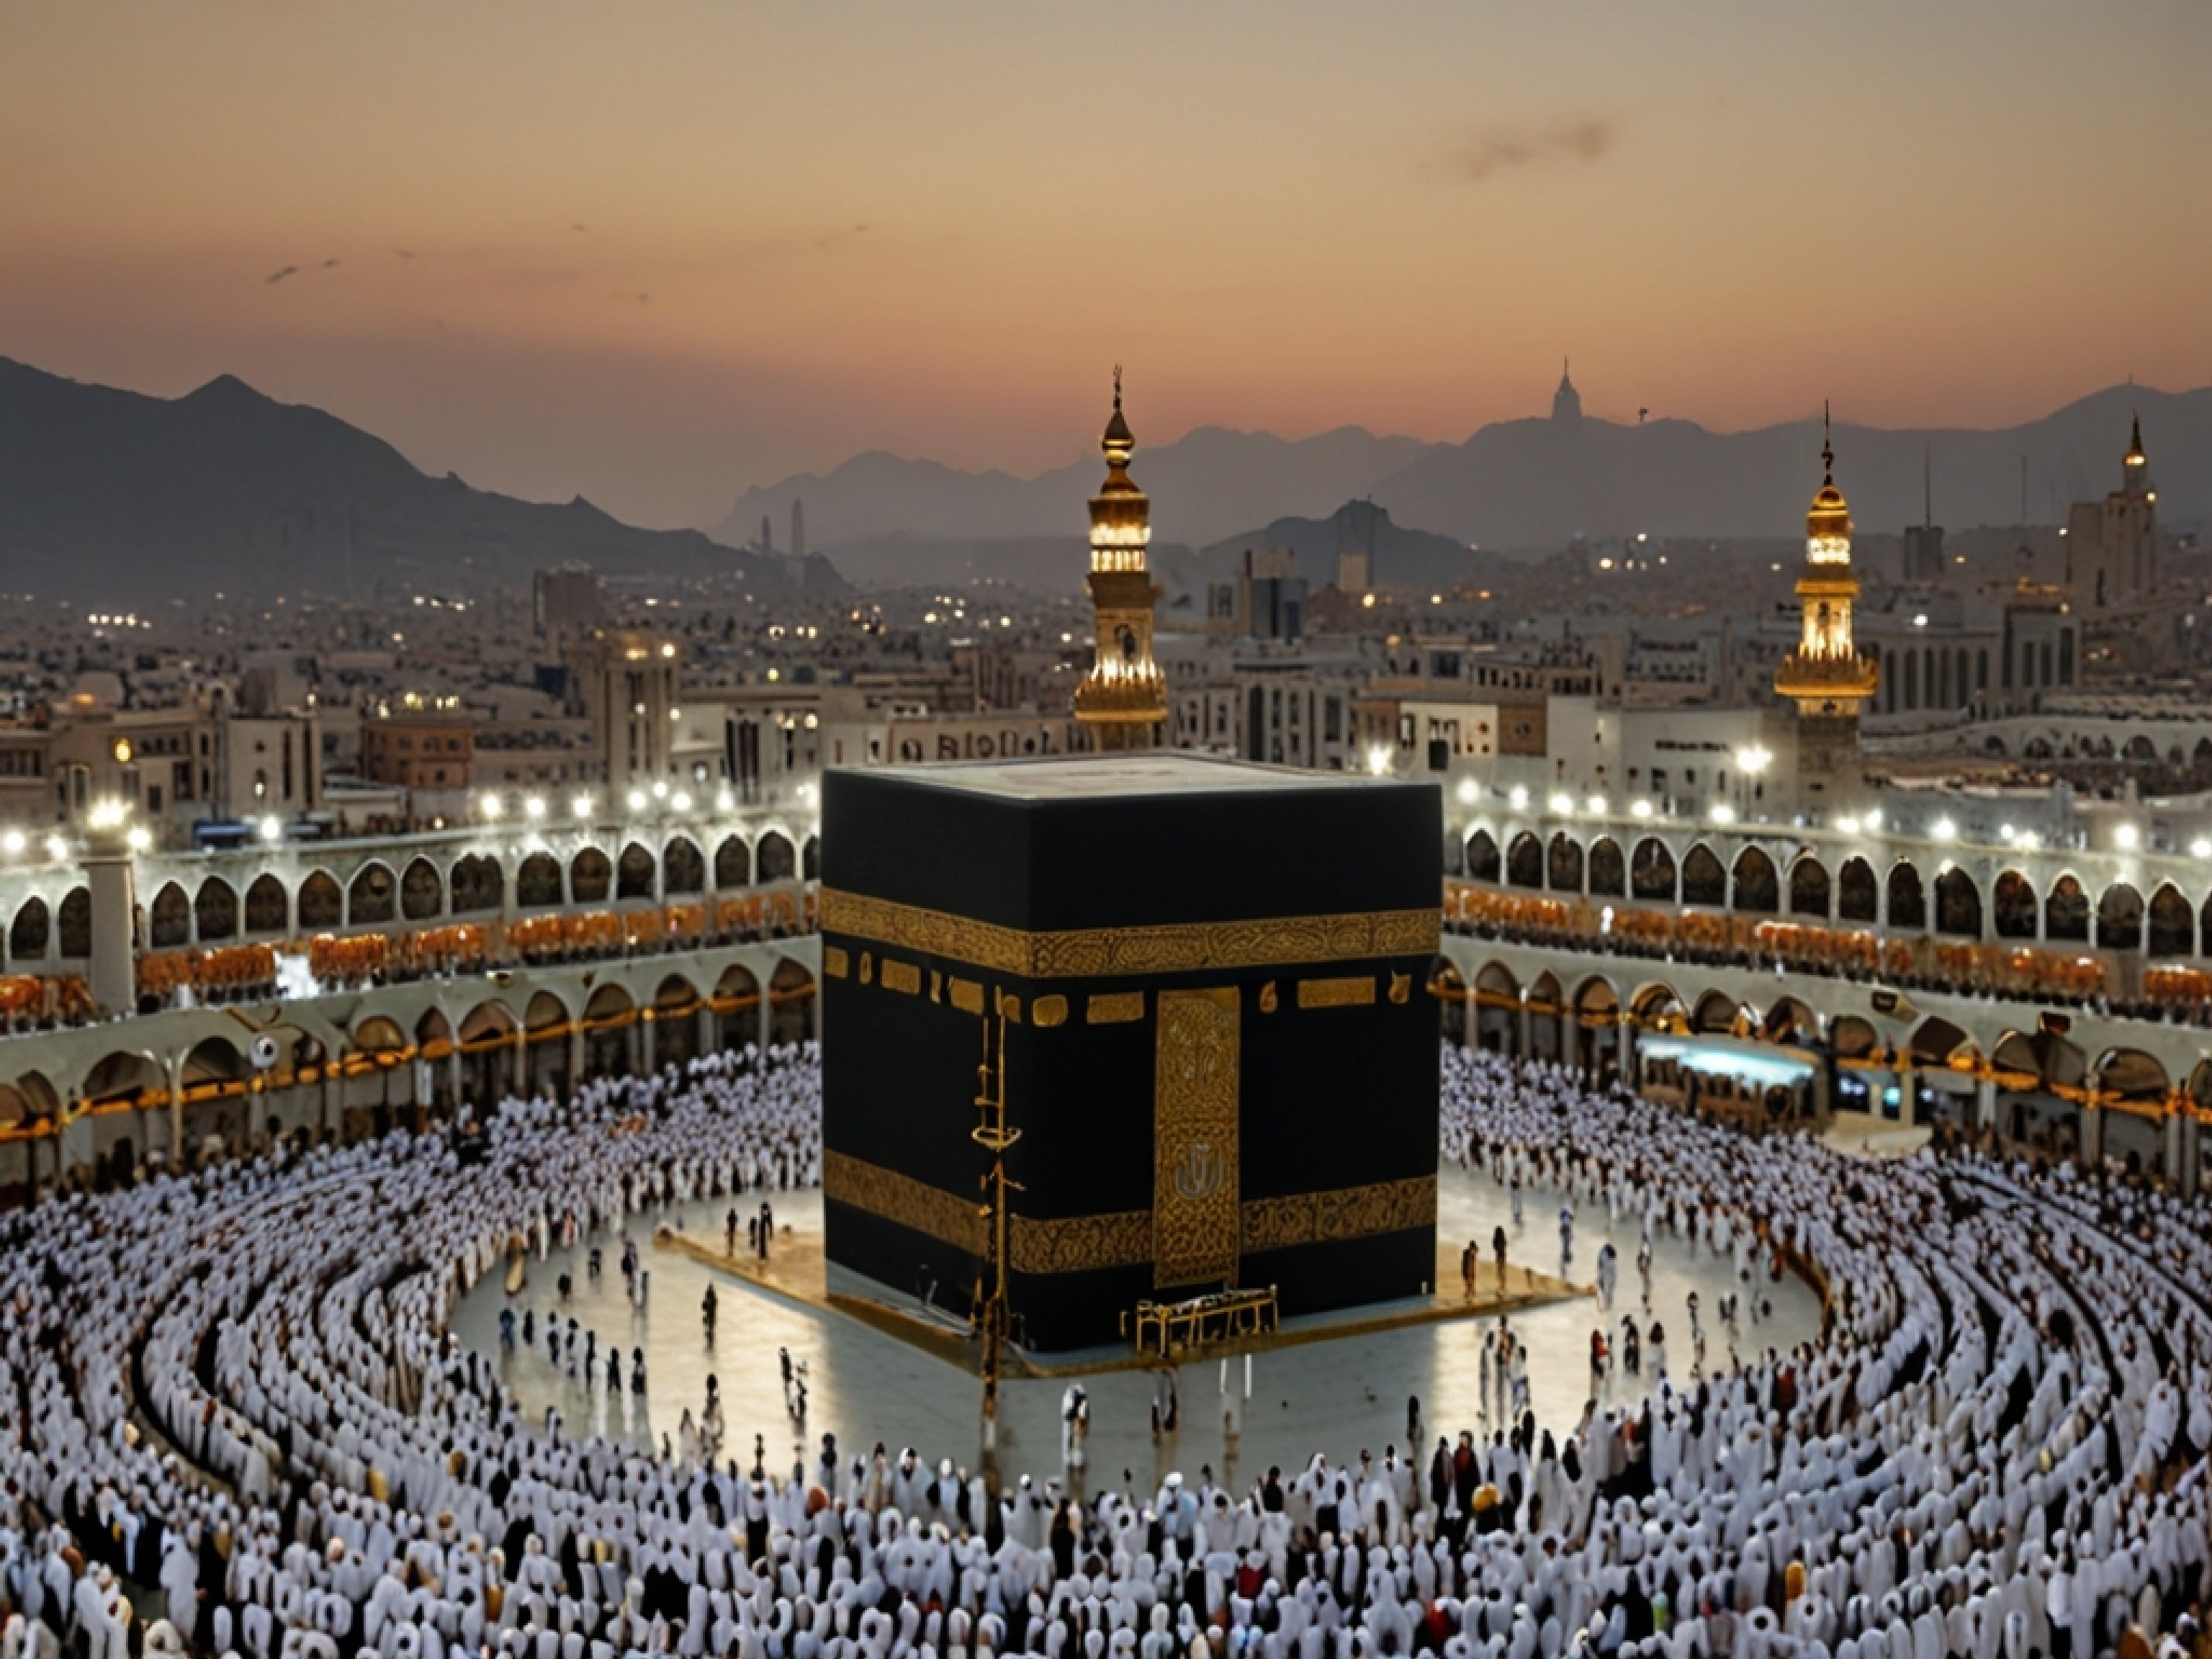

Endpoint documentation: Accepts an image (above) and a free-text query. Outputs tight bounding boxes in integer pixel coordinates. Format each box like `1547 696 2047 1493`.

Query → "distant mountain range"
712 382 2211 575
0 358 806 600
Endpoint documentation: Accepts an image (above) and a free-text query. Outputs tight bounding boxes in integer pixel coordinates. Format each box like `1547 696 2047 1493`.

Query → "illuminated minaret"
1073 369 1167 750
1773 406 1878 798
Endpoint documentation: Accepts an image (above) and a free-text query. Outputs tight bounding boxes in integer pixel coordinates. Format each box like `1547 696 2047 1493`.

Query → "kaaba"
819 755 1442 1351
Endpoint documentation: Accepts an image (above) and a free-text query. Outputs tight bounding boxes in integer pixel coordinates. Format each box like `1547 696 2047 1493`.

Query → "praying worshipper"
701 1282 717 1338
1596 1238 1619 1308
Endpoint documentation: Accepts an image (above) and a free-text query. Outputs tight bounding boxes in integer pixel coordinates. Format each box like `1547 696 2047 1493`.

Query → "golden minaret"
1773 406 1878 795
1073 369 1167 750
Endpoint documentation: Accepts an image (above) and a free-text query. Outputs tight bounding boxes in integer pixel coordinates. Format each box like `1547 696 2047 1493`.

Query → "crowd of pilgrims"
4 1038 2212 1659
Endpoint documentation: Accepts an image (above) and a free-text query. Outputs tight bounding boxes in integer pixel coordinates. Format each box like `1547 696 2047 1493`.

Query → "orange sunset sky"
2 1 2208 529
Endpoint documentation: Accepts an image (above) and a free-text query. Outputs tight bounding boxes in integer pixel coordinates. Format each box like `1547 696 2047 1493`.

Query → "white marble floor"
450 1162 1821 1492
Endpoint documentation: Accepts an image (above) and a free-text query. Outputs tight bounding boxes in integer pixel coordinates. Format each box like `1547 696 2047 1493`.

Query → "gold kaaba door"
1152 986 1241 1287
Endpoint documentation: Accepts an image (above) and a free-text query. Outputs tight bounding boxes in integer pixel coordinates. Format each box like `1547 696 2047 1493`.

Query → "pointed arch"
714 835 752 889
245 873 289 935
1465 830 1501 884
802 835 821 881
1690 989 1743 1035
517 852 563 908
1730 846 1778 914
757 831 796 884
2045 873 2089 942
1629 837 1676 902
148 881 191 949
1680 842 1725 907
570 847 612 905
616 841 657 901
1545 832 1583 893
1586 836 1624 898
400 856 444 922
2147 883 2193 957
2096 881 2143 952
1762 996 1818 1045
1934 868 1981 938
450 853 504 915
1505 831 1542 889
57 888 91 958
297 870 342 930
1837 856 1877 923
1887 860 1927 931
348 862 397 926
662 836 706 896
1788 855 1830 919
1993 870 2037 939
194 877 239 942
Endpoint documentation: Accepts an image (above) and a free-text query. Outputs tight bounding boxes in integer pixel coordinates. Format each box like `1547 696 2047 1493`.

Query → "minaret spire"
1074 369 1166 750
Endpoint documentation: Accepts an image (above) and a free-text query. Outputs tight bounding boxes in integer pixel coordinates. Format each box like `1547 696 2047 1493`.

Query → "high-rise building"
2065 414 2158 611
1552 359 1583 425
1072 372 1166 750
1772 413 1877 802
791 499 807 562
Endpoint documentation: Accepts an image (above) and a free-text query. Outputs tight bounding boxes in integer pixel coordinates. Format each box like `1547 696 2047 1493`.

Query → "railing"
1443 881 2211 1024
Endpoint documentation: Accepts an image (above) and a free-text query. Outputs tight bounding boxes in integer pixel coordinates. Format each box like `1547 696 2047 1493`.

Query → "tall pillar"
1617 1012 1637 1089
696 1003 716 1062
1974 1074 1997 1143
83 829 138 1015
638 1012 657 1078
2162 1107 2184 1190
166 1051 187 1169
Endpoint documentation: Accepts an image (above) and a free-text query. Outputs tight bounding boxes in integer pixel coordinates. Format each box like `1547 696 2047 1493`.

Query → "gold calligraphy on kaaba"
822 946 850 979
827 1151 1430 1274
1240 1175 1437 1254
878 959 922 995
1298 975 1376 1009
1086 991 1144 1025
1153 987 1241 1288
820 889 1438 979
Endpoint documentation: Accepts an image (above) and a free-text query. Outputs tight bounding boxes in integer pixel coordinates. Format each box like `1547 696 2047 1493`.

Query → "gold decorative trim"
859 952 874 985
1011 1210 1151 1274
1241 1175 1437 1254
929 969 943 1002
1298 975 1376 1009
879 958 922 995
950 977 986 1016
1087 991 1145 1025
997 990 1022 1024
824 1151 983 1254
823 946 850 979
1388 972 1411 1004
1032 994 1069 1027
1258 981 1278 1013
822 888 1438 979
829 1152 1431 1275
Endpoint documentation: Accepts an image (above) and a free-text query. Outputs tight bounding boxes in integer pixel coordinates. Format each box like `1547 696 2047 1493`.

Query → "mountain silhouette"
712 382 2208 563
711 426 1434 554
0 359 802 598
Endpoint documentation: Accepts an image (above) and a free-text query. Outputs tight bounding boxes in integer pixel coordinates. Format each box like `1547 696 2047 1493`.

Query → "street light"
572 793 594 820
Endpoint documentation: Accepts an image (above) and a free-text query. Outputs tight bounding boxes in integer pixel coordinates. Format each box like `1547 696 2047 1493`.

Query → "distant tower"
759 514 775 554
791 499 806 562
1073 370 1167 750
1552 358 1583 425
1900 447 1946 583
2066 412 2158 611
1773 408 1878 801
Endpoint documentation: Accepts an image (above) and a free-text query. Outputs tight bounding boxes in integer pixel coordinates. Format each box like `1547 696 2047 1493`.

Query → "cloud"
1426 119 1615 184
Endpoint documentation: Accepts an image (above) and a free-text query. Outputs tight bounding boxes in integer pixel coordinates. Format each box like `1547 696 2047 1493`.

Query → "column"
1974 1074 1997 1143
1515 991 1532 1061
83 832 139 1015
2163 1107 2184 1190
697 1003 716 1062
637 1012 657 1077
1617 1012 1637 1089
166 1051 188 1169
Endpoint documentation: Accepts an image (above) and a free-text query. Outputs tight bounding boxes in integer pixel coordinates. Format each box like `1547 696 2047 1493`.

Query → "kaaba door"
1153 987 1241 1288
